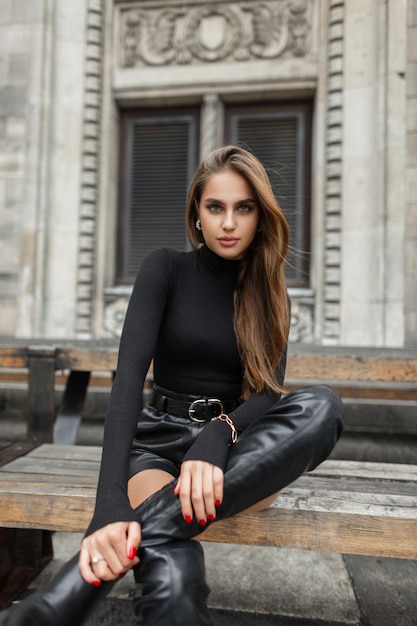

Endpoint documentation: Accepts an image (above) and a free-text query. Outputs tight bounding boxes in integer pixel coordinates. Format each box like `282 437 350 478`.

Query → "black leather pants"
0 385 343 626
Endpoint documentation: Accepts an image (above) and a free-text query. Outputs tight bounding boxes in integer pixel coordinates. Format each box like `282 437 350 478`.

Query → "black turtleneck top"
86 246 287 535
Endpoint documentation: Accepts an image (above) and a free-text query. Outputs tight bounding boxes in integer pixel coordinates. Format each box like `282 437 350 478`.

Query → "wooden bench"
1 342 417 445
0 342 417 609
0 443 416 558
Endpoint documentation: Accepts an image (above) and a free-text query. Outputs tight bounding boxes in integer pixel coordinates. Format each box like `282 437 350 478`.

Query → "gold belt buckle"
188 398 224 423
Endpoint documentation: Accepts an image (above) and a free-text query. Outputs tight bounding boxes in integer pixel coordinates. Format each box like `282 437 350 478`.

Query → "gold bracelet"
211 414 238 445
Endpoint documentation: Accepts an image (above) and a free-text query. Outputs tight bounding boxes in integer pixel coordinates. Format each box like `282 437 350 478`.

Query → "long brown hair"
186 145 290 399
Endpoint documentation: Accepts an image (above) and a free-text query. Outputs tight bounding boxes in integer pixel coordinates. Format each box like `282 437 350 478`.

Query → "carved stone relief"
104 293 313 342
75 0 104 337
322 0 344 344
119 1 312 68
288 299 314 343
104 297 129 338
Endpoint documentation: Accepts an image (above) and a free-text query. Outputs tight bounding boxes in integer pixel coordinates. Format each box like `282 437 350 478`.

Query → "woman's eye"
208 204 222 212
238 205 253 213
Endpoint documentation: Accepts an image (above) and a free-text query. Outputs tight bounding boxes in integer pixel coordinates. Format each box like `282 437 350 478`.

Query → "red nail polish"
128 547 137 560
215 500 221 507
199 519 207 527
92 580 102 587
208 514 215 522
184 514 192 524
119 572 125 578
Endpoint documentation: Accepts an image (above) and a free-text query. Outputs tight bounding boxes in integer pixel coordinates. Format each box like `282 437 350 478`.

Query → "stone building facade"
0 0 416 347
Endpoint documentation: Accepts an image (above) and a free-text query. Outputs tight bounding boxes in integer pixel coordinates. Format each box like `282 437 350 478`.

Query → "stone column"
382 0 407 346
405 0 417 346
200 93 222 159
40 0 87 337
340 0 406 346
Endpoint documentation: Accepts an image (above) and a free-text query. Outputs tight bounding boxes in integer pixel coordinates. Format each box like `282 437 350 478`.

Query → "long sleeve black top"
86 245 286 535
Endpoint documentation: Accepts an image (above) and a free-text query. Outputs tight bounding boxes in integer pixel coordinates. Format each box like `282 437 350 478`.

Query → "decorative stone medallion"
118 1 312 67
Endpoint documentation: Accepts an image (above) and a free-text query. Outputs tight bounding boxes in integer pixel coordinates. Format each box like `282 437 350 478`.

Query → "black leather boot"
1 385 343 625
133 541 212 625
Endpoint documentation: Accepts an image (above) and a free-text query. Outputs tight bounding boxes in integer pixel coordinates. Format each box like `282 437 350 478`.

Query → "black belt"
150 385 241 423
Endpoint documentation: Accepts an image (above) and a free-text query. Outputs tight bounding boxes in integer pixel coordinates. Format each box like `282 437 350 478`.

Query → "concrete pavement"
2 530 417 625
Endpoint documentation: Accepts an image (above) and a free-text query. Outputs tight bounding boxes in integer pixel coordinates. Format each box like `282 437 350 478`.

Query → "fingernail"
198 519 207 527
184 514 192 524
119 572 125 578
92 580 102 587
215 500 221 507
128 547 137 560
208 514 215 522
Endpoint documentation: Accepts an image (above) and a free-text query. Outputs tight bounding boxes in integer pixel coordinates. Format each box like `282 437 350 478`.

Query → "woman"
3 146 343 625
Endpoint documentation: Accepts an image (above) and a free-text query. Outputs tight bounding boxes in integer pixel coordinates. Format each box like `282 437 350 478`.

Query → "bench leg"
0 445 54 612
0 529 53 612
53 371 91 445
27 347 56 444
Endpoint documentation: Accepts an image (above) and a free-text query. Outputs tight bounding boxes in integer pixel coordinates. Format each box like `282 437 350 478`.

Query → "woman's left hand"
174 460 224 527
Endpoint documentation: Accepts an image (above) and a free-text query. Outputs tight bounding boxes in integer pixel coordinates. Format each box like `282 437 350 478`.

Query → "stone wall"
0 0 88 338
0 1 44 335
0 0 415 347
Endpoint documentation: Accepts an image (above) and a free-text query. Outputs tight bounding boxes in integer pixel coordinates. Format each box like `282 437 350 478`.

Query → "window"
225 102 312 287
117 101 311 287
117 108 199 282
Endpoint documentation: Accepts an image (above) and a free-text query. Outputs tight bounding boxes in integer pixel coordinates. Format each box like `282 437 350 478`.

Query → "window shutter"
226 104 311 287
119 109 199 281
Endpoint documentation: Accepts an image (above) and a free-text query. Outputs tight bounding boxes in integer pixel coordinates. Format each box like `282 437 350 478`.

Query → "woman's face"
198 169 260 260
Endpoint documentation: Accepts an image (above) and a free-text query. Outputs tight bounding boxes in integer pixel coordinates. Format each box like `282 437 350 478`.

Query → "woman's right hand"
79 521 141 584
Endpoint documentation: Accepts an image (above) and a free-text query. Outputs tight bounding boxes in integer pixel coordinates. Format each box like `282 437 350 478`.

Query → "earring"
195 219 202 231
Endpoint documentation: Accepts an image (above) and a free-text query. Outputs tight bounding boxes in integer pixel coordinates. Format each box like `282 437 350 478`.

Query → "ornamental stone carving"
288 299 314 343
119 1 311 68
104 297 129 338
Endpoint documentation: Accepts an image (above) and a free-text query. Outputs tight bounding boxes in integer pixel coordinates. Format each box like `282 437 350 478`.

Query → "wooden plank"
312 459 417 481
0 487 416 558
0 457 101 476
55 347 118 372
275 488 417 516
0 490 95 532
0 473 97 487
199 509 417 560
1 478 415 518
282 476 417 498
0 442 39 467
0 346 28 368
285 380 417 401
286 352 417 383
9 451 415 483
26 443 102 462
1 466 415 513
